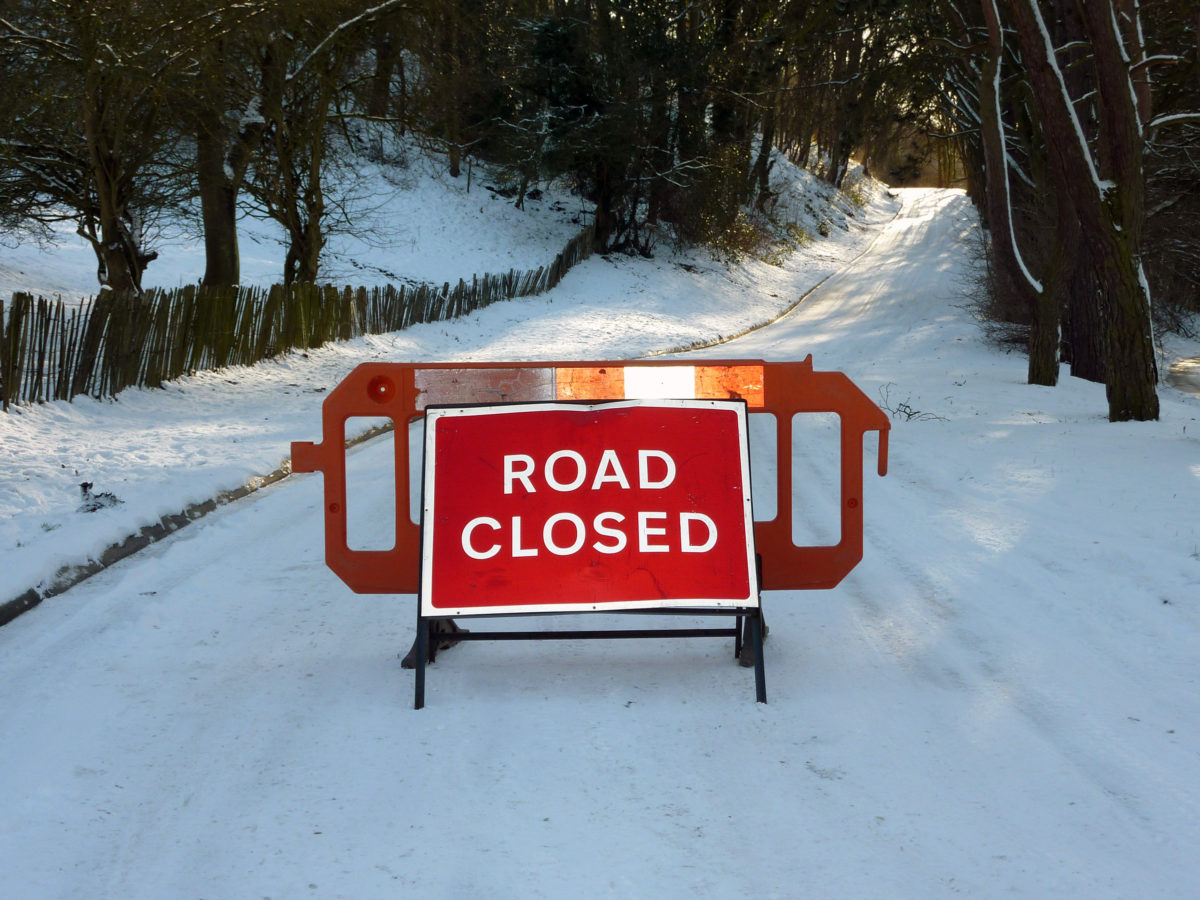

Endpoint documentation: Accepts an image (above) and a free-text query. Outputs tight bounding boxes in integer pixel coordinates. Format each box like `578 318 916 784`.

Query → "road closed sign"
420 399 757 616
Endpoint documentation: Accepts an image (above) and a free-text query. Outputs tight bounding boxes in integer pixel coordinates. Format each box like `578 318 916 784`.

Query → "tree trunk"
284 216 323 285
194 65 270 289
1007 0 1158 421
1046 0 1104 384
196 119 241 287
296 229 323 285
709 0 741 152
822 27 863 188
646 68 673 225
1027 228 1064 386
368 32 400 119
444 12 462 177
753 92 777 208
979 0 1050 382
1064 256 1106 382
1077 0 1158 420
1096 224 1159 419
675 4 706 167
85 114 141 293
592 159 617 250
1027 291 1060 385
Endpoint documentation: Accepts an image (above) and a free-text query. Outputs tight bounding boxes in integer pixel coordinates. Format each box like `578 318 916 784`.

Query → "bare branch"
290 0 411 83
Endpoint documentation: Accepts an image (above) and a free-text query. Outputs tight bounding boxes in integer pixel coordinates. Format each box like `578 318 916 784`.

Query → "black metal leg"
411 607 763 707
750 612 767 704
414 616 428 710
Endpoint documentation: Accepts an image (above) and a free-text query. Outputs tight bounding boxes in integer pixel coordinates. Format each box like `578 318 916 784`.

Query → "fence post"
0 295 25 410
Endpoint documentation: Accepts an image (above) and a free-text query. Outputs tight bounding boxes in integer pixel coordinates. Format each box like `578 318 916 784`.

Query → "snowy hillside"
0 147 869 302
2 156 1200 898
0 149 588 300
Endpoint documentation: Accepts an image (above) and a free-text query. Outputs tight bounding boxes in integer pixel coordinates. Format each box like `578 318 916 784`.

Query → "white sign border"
419 398 758 617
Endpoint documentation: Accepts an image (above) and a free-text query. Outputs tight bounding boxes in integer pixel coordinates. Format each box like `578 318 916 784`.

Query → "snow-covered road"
1168 356 1200 397
2 189 1198 899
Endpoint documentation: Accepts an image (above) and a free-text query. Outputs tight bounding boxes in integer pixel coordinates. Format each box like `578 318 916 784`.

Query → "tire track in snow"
690 187 1199 855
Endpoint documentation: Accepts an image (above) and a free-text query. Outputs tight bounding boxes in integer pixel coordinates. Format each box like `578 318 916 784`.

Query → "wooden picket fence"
1 226 594 410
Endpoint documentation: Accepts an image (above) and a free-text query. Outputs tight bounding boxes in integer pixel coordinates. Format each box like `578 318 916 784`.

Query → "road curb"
0 424 390 629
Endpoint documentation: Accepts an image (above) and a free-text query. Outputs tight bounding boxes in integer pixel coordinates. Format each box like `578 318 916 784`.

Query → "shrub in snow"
77 482 122 513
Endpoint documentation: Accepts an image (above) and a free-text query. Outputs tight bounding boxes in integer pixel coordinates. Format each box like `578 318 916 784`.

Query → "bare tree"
0 0 199 294
183 3 276 288
241 0 414 284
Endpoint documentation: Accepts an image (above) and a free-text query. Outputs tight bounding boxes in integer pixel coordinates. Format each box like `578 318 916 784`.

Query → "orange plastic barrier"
291 356 889 594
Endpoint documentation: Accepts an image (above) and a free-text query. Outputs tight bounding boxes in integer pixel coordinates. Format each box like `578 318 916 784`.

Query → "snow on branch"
1131 54 1186 71
1023 0 1103 198
1148 112 1200 132
0 16 79 62
290 0 411 83
985 0 1042 294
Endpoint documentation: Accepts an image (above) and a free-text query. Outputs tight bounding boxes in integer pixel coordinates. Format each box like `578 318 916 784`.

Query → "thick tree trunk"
1027 292 1060 385
1007 0 1158 421
1060 217 1106 383
196 120 241 287
1027 228 1065 386
86 116 144 294
91 216 136 294
91 178 151 295
709 0 742 153
194 77 269 289
1095 225 1159 419
592 160 617 250
285 213 324 285
1077 0 1158 420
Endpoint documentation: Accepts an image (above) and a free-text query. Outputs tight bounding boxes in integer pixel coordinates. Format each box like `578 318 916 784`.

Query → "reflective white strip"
623 366 695 399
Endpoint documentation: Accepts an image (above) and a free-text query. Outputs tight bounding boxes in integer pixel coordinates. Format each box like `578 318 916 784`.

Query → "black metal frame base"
413 606 766 709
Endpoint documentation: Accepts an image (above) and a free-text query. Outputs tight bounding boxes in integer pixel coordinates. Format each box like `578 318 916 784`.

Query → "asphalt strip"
0 421 397 628
1166 356 1200 398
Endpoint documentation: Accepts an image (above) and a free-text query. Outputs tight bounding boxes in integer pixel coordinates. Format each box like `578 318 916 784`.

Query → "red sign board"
420 399 757 616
